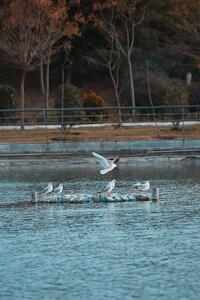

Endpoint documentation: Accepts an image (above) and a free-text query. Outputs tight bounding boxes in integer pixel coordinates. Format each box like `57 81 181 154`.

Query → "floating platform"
32 192 152 204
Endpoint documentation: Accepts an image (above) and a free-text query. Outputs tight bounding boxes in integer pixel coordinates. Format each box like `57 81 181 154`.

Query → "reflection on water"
0 159 200 300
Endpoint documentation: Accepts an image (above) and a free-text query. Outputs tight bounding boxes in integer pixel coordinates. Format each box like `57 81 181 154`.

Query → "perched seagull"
133 181 150 192
53 183 63 195
39 182 53 194
92 152 119 175
101 179 116 196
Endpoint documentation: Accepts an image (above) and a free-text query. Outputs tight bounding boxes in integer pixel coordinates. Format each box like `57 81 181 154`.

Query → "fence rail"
0 104 200 143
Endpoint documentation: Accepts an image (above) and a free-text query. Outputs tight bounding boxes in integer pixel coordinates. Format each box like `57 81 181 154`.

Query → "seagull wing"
45 185 53 194
53 185 63 194
38 183 52 194
40 185 48 193
92 152 110 168
102 180 115 193
39 188 46 194
102 181 112 193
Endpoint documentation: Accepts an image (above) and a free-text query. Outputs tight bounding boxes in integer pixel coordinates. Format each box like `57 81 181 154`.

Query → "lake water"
0 158 200 300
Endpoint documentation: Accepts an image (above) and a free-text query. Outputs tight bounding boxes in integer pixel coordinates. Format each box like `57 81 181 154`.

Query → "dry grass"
0 124 200 143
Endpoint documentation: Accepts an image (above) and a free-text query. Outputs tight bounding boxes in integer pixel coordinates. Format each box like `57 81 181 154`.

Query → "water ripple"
0 164 200 300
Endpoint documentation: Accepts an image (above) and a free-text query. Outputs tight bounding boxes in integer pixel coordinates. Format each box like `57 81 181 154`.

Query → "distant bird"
101 179 116 196
132 181 150 192
186 72 192 86
39 182 53 194
53 183 63 195
92 152 119 175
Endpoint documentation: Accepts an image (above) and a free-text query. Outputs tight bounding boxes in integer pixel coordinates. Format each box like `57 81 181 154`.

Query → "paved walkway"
0 120 200 130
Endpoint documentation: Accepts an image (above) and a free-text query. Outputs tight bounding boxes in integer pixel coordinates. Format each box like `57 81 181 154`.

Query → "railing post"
43 110 49 152
21 109 25 130
152 188 159 202
61 106 64 133
182 106 185 140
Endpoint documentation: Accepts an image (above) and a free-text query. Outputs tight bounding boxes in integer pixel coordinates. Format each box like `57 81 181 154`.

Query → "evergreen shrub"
164 84 189 121
0 84 17 124
54 83 84 124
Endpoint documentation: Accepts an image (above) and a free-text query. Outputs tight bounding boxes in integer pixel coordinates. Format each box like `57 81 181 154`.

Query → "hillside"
0 0 200 112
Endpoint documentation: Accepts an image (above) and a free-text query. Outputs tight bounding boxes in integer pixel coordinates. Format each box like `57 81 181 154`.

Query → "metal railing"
0 104 200 143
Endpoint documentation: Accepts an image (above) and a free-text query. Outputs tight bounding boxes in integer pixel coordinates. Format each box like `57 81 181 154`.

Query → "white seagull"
132 181 150 192
39 182 53 194
101 179 116 196
92 152 119 175
53 183 63 195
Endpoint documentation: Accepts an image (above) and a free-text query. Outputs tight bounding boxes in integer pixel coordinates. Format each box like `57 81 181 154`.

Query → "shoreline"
0 139 200 156
0 139 199 166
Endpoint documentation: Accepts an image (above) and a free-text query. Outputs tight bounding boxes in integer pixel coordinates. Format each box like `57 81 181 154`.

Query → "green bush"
0 84 17 124
54 83 85 124
121 72 168 106
164 84 188 105
121 71 169 121
163 84 189 120
187 83 200 106
135 72 168 107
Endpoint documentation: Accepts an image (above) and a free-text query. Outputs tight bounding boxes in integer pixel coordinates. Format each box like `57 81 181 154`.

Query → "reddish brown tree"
0 0 82 126
37 0 83 114
167 0 200 68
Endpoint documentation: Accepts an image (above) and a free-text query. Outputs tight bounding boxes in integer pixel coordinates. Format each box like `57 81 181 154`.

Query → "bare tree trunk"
146 60 161 138
115 90 122 125
109 69 122 125
61 61 65 130
40 60 45 98
45 54 50 116
20 69 26 129
128 54 135 116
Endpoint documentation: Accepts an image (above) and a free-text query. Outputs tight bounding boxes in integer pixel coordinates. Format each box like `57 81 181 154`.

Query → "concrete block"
0 143 11 153
10 143 46 153
182 139 200 149
146 140 176 150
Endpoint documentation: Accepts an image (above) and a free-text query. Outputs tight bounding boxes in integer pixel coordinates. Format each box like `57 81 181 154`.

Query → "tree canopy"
0 0 200 111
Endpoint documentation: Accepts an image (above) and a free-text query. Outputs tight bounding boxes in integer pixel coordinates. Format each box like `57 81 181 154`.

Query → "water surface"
0 159 200 300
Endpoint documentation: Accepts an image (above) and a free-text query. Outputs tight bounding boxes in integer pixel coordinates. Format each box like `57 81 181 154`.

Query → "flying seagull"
39 182 53 194
132 181 150 192
53 183 63 195
92 152 119 175
101 179 116 196
110 156 119 164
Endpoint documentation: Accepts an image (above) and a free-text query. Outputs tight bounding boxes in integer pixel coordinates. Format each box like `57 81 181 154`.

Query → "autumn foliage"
0 0 84 125
0 0 200 118
82 90 107 107
82 90 107 120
